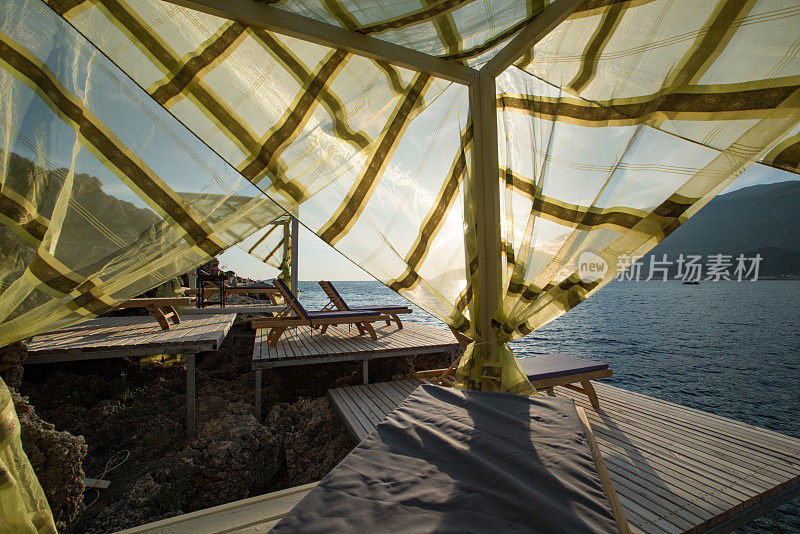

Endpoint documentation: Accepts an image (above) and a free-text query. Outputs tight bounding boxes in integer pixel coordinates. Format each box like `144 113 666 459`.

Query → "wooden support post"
362 360 369 385
290 216 299 297
282 220 290 284
458 0 580 361
467 71 502 357
563 381 602 410
255 369 262 420
186 353 196 440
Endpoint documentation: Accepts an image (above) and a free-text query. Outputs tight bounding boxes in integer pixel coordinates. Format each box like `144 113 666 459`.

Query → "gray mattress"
272 385 620 533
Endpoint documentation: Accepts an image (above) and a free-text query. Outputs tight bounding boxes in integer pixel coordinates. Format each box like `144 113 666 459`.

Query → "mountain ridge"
646 180 800 278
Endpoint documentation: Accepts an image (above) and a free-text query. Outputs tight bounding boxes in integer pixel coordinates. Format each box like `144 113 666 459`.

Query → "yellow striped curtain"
0 377 56 533
0 0 290 346
457 0 800 393
458 0 800 392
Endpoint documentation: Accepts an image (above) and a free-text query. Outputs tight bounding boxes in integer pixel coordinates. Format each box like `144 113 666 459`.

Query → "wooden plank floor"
328 380 800 534
252 322 460 369
116 482 317 533
26 313 236 363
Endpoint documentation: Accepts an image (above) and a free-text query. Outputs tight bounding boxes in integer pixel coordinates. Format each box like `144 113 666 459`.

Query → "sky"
218 226 373 282
218 165 799 282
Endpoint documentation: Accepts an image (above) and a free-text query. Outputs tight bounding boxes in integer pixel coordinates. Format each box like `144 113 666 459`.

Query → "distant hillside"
646 180 800 278
0 152 160 272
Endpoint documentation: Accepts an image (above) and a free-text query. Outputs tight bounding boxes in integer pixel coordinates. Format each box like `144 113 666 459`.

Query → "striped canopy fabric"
260 0 554 67
1 0 799 380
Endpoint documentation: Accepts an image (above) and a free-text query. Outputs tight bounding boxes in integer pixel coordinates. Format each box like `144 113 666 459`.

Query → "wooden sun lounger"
112 297 191 331
416 329 613 409
251 279 382 346
196 272 230 308
318 280 412 329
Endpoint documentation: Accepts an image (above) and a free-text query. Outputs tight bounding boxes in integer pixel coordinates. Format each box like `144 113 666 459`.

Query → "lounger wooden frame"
112 297 191 331
416 359 612 409
576 405 631 533
417 327 613 409
251 281 381 346
318 281 412 329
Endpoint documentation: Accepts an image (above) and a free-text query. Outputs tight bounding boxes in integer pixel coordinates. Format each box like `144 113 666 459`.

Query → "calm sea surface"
299 280 800 533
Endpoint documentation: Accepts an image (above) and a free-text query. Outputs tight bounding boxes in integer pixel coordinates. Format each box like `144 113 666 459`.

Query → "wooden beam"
468 70 502 356
282 220 290 285
116 482 318 533
23 345 217 364
482 0 585 78
254 342 459 368
576 407 631 534
702 483 800 534
290 216 299 296
459 0 582 364
164 0 477 85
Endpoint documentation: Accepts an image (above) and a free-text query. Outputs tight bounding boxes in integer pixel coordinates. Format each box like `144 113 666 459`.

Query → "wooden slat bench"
184 303 286 315
116 482 317 533
186 286 283 306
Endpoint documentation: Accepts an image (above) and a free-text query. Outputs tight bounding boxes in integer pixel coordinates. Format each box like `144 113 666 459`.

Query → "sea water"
299 279 800 532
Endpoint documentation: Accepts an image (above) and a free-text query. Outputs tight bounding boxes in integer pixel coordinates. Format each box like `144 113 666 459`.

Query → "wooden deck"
26 313 236 363
116 482 317 533
328 380 800 534
252 321 460 419
26 313 236 439
252 322 461 369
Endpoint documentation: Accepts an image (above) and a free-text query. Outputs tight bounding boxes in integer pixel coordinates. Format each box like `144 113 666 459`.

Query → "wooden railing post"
290 216 299 296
